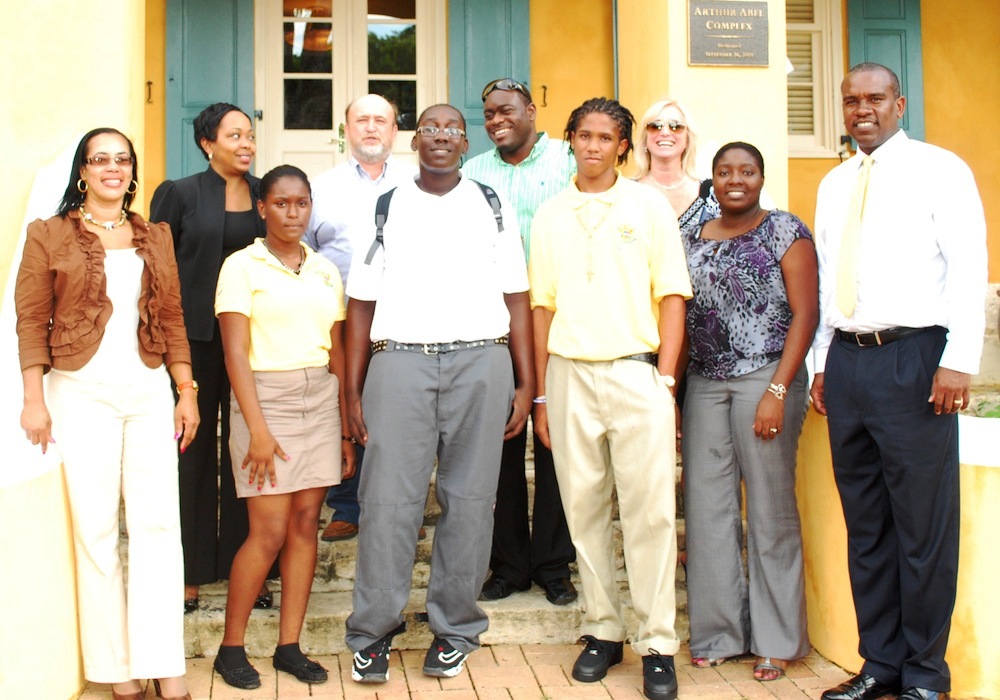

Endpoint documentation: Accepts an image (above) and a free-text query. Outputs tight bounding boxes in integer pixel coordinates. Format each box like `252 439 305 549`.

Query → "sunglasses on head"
482 78 530 102
646 119 687 133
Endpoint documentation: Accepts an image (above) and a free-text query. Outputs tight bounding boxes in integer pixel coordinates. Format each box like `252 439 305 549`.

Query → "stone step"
184 579 690 658
200 516 689 594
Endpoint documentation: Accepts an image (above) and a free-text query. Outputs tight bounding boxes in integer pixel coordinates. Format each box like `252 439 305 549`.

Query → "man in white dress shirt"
305 94 416 542
811 63 986 700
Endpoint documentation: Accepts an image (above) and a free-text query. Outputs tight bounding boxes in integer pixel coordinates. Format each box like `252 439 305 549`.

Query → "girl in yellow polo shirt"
213 164 355 689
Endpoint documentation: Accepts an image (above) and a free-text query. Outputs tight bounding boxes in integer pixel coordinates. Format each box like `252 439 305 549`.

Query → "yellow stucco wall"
0 470 81 700
144 0 168 215
922 0 1000 283
0 3 149 698
529 0 615 142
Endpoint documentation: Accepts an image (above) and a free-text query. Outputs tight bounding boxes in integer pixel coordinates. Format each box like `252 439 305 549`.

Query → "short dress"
216 239 346 497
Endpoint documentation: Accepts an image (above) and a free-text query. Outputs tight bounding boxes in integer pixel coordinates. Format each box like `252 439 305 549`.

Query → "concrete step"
184 580 690 658
198 516 689 594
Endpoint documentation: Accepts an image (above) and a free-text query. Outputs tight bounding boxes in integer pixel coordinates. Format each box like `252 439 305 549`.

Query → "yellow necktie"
836 155 873 317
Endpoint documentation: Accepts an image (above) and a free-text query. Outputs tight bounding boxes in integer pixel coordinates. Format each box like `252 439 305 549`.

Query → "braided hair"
563 97 635 166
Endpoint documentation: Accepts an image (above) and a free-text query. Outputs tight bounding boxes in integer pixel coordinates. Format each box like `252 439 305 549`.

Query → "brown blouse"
15 209 191 372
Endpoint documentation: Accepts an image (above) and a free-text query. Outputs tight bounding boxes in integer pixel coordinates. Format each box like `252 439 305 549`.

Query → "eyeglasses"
481 78 530 102
415 125 466 139
86 154 134 168
646 120 687 134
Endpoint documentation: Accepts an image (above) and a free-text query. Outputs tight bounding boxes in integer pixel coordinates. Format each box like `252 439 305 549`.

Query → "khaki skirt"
230 366 341 498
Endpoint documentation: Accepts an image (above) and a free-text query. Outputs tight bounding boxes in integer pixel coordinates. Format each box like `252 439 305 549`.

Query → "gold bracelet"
767 382 786 401
177 380 199 394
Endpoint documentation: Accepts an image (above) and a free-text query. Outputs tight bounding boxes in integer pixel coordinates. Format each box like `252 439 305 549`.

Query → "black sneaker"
351 621 405 683
422 636 468 677
642 650 678 700
571 635 623 682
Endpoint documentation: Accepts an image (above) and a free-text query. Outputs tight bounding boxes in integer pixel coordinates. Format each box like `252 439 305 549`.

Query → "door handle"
327 123 346 153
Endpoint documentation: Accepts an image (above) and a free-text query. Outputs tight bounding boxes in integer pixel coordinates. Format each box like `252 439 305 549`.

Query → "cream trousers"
48 369 185 682
546 355 679 656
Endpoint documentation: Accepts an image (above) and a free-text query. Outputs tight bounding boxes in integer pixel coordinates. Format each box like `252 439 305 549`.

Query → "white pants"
48 369 185 682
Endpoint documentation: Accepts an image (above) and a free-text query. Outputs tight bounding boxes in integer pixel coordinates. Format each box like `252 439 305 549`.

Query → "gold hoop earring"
77 179 87 193
127 180 138 195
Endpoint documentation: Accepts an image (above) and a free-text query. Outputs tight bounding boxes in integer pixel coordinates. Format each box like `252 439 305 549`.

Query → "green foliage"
369 25 416 74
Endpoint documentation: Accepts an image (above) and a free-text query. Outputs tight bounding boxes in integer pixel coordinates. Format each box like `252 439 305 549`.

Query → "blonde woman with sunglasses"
634 99 719 232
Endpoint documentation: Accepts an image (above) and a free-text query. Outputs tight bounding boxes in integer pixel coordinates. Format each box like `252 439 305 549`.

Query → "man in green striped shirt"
463 77 577 607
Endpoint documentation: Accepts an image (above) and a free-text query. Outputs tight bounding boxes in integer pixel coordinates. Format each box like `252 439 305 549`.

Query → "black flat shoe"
183 597 199 614
214 652 261 689
273 651 329 683
543 578 578 606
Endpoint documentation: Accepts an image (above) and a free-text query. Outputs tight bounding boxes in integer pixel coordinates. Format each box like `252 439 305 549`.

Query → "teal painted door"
448 0 530 157
847 0 924 140
165 0 255 179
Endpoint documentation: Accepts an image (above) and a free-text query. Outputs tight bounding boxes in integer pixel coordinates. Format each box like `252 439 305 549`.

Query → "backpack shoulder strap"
472 180 504 232
364 187 397 265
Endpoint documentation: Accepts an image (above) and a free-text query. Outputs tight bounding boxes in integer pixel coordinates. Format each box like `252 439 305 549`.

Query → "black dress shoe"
542 578 578 605
255 588 274 609
183 597 199 614
897 688 948 700
822 673 900 700
572 635 623 682
478 574 529 601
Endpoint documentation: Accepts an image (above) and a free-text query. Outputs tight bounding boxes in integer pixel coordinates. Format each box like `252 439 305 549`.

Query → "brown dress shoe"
321 520 359 541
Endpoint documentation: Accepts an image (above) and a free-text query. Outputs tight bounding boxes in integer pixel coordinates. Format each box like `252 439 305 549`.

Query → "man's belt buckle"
856 331 884 346
422 343 439 355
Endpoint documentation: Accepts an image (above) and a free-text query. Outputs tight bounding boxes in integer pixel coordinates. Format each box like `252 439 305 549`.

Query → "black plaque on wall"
689 0 769 67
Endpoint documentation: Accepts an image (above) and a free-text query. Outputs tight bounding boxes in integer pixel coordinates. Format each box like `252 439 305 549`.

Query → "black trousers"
489 426 575 587
824 326 959 692
178 333 277 585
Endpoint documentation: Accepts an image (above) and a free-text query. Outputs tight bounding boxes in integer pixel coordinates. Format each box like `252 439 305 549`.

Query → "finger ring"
769 428 778 433
953 399 964 405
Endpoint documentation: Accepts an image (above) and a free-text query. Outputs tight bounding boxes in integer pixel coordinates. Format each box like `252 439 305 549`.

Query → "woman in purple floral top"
680 143 818 681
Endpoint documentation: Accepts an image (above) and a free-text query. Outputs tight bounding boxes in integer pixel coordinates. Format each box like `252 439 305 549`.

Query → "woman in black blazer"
150 103 275 612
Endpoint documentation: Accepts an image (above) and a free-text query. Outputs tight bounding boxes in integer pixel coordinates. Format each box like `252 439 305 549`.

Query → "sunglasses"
646 120 687 134
481 78 530 102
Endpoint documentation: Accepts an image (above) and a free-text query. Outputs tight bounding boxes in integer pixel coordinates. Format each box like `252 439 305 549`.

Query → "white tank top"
65 248 162 384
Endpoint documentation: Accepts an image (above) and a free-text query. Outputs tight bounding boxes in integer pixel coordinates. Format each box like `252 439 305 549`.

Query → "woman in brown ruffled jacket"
15 128 199 700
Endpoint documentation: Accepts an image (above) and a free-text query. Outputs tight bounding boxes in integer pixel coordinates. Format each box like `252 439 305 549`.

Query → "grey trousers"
681 362 810 661
345 345 514 654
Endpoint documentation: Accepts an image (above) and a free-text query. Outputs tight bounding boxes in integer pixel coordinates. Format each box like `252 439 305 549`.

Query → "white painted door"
256 0 447 177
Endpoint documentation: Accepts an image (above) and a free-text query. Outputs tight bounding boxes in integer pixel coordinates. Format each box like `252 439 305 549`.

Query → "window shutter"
787 32 814 135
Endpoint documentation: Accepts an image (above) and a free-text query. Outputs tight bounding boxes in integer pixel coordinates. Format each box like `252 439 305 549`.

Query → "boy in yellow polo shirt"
529 97 692 700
